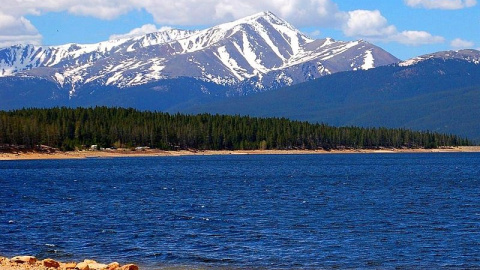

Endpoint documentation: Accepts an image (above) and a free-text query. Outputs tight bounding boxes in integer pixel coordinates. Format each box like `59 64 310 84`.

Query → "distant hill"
181 53 480 142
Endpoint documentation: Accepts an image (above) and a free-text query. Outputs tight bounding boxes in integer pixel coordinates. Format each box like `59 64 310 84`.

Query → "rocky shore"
0 256 139 270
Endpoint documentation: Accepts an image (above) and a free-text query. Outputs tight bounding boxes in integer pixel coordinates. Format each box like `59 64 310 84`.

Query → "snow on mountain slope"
0 11 399 95
400 49 480 67
0 28 195 76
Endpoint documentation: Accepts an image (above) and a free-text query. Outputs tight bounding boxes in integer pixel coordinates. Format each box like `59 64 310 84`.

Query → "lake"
1 153 479 269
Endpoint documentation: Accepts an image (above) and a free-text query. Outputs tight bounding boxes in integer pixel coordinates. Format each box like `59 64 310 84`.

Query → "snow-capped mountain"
0 11 399 97
399 49 480 67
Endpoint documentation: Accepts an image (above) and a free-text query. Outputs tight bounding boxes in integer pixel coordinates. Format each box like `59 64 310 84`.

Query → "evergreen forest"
0 107 471 151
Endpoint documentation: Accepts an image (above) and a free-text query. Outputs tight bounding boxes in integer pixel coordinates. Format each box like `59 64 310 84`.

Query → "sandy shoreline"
0 146 479 161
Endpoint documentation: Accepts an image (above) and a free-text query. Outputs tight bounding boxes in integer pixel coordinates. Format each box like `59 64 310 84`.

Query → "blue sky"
1 0 478 60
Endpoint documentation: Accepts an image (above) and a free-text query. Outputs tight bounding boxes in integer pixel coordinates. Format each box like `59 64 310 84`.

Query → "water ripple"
0 153 479 269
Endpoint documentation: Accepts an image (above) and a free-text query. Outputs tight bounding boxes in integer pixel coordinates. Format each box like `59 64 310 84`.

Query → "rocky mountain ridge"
399 49 480 66
0 11 399 96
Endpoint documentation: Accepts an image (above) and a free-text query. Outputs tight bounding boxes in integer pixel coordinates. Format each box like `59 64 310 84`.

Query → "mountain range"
184 52 480 141
0 12 397 97
0 12 479 141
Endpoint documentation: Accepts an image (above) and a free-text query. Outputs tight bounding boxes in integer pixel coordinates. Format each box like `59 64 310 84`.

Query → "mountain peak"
0 11 399 93
213 10 297 33
244 11 282 21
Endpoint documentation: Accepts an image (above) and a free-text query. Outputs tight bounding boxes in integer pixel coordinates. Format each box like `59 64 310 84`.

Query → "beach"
1 146 479 160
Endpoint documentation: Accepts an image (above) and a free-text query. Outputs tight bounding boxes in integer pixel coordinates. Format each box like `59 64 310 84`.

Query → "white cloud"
67 4 132 20
343 10 396 38
0 34 42 48
343 10 444 46
404 0 477 9
308 30 322 38
0 0 134 47
0 0 346 27
0 12 42 46
139 0 345 27
451 38 475 48
109 24 160 40
0 1 133 19
393 31 445 45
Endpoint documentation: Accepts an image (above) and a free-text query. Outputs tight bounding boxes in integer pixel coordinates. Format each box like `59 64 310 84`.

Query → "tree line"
0 107 471 151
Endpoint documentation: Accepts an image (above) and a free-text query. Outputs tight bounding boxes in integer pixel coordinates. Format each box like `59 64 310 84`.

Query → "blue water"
1 154 480 269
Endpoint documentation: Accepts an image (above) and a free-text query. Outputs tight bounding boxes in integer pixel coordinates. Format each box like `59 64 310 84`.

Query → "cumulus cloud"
0 12 42 46
139 0 345 27
450 38 475 48
0 1 133 19
343 10 444 45
0 0 135 47
404 0 477 9
392 31 445 45
0 0 340 26
67 4 132 20
343 10 396 38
